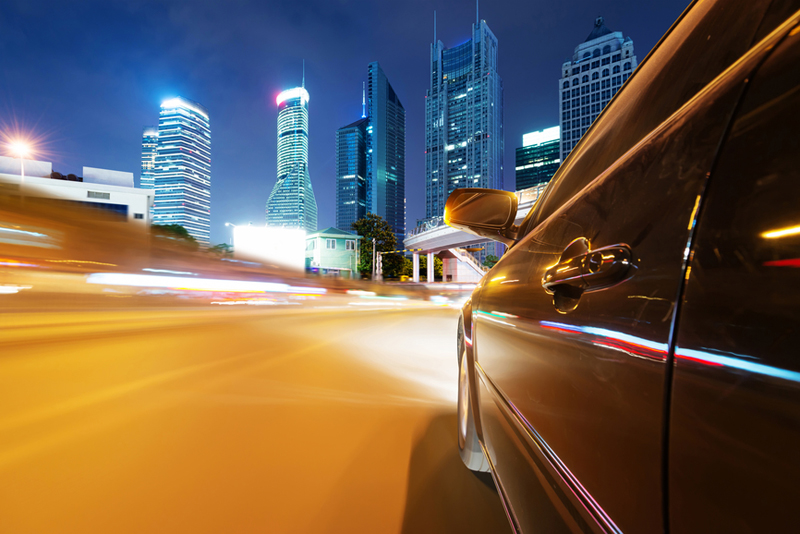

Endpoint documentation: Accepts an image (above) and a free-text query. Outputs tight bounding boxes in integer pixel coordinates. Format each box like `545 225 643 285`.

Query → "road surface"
0 304 509 533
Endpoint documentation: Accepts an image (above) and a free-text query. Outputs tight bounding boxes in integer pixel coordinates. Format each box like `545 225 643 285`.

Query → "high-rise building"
366 62 406 243
140 127 158 189
335 116 368 233
515 126 560 191
152 97 211 244
560 16 637 162
424 11 504 261
267 87 317 233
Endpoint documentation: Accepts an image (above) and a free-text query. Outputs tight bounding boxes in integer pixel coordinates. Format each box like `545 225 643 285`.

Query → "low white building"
0 156 153 227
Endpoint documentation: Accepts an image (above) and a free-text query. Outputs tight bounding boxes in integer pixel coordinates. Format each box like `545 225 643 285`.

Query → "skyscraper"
366 62 406 243
140 127 158 189
267 87 318 233
152 97 211 244
515 126 560 191
559 17 637 162
424 10 504 260
335 116 368 232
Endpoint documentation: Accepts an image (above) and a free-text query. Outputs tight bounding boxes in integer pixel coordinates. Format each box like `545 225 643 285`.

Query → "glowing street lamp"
6 140 33 180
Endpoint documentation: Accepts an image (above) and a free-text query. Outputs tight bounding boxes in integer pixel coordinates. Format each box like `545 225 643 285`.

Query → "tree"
152 224 199 250
403 255 443 280
351 213 403 278
209 243 233 257
483 255 499 269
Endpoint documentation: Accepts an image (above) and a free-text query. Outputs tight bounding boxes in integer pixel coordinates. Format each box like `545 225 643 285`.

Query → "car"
445 1 800 532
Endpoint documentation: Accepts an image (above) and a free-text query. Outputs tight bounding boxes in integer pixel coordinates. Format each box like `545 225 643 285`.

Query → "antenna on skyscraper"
361 82 366 118
433 10 437 44
302 59 305 88
476 0 479 24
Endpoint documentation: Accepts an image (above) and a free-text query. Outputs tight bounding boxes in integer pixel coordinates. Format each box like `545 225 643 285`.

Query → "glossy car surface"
448 1 800 532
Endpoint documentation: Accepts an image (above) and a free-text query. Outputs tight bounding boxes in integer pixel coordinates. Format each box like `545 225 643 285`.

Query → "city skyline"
0 0 690 245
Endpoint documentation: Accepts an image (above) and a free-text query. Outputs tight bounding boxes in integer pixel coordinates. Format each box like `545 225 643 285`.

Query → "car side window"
523 0 776 236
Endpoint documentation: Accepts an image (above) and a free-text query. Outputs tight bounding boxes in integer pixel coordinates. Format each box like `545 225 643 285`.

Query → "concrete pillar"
412 252 420 283
427 251 434 283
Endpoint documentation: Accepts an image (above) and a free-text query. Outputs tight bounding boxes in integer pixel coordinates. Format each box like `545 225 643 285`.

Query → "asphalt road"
0 304 509 533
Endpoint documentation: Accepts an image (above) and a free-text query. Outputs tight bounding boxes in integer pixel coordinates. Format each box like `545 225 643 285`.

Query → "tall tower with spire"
423 7 504 261
266 77 317 233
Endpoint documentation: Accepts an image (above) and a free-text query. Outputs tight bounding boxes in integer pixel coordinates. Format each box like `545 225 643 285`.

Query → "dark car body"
449 1 800 532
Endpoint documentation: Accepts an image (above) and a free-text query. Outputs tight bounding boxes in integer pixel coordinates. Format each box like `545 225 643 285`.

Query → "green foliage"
483 254 499 269
209 243 233 257
351 213 403 278
402 255 443 280
152 224 199 250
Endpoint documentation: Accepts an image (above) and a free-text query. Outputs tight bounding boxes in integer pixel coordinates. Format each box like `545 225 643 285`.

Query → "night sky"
0 0 690 245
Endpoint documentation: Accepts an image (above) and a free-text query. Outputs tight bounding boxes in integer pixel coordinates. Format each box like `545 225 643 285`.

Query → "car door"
669 21 800 532
471 12 789 534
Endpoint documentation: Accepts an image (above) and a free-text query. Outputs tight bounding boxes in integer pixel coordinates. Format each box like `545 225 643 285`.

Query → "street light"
6 140 32 181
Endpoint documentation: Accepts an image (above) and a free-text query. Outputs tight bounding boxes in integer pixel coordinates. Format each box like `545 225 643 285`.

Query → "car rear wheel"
458 324 490 472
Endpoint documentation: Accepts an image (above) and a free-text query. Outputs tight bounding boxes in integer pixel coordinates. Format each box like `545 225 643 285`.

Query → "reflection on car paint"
540 320 668 361
675 348 800 383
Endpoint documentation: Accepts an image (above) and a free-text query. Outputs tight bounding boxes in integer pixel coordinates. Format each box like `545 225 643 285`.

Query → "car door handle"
542 239 634 294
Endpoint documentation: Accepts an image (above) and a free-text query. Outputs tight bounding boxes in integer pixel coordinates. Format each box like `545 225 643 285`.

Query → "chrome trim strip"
475 361 623 534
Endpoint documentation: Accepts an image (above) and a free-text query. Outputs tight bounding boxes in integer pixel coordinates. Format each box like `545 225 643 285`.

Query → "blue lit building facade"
152 97 211 244
515 126 561 191
366 62 406 244
424 16 504 261
267 87 318 233
335 117 368 232
560 17 637 161
140 126 158 189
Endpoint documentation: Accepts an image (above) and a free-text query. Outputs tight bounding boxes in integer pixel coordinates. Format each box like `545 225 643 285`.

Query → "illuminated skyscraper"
424 10 504 261
515 126 560 191
267 87 318 233
335 116 367 232
140 126 158 189
366 62 406 243
152 97 211 244
425 13 503 222
559 17 637 161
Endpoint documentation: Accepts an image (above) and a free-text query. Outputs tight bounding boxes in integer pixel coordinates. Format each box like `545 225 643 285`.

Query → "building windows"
593 49 600 57
612 54 621 62
87 191 110 200
592 72 599 80
591 60 600 69
602 68 609 77
572 79 579 87
581 64 590 72
346 240 355 251
572 67 580 75
134 213 144 220
326 239 336 249
603 45 611 54
582 75 589 83
613 65 621 74
624 62 632 71
563 81 569 89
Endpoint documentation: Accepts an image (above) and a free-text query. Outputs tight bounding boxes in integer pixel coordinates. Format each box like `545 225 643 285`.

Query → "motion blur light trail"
0 304 508 533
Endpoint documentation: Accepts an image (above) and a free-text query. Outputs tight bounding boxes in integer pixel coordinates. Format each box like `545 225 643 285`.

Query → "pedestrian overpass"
403 184 546 282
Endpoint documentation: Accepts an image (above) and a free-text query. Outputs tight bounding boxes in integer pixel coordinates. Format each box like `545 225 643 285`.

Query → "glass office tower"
267 87 318 233
366 62 406 244
140 126 158 189
424 15 504 260
152 97 211 244
335 117 368 232
559 17 637 161
515 126 560 191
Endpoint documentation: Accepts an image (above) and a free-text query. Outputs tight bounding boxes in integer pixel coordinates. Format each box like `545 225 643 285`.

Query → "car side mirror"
444 188 519 246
